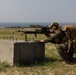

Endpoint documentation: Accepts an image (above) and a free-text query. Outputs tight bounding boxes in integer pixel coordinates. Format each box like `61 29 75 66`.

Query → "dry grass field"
0 28 76 75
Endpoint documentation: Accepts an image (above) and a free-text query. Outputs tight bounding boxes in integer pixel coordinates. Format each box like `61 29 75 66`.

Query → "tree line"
5 24 45 28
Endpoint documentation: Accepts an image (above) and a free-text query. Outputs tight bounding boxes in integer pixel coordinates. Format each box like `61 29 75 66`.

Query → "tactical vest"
61 25 76 53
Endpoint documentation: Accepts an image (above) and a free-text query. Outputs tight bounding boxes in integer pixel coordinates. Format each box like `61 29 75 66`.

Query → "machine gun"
16 27 53 41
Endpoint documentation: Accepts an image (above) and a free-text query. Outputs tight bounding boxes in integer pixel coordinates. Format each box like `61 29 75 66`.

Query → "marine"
40 22 75 64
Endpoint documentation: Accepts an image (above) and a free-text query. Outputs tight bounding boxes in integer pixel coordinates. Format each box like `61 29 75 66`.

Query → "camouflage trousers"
56 43 74 63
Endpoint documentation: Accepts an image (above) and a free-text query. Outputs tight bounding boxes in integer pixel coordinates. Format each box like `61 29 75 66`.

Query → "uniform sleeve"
44 30 61 43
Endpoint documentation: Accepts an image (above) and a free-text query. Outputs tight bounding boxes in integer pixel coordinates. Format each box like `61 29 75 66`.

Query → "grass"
0 28 76 75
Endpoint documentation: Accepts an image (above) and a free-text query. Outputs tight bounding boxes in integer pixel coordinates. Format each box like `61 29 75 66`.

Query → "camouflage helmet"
49 22 59 29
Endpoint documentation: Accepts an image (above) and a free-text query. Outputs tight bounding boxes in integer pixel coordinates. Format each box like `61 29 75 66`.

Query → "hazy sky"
0 0 76 23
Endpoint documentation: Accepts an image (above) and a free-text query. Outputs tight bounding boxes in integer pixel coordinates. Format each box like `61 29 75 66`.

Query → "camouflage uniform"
44 22 74 63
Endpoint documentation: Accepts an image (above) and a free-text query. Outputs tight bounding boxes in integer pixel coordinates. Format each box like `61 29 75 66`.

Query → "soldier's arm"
41 30 61 43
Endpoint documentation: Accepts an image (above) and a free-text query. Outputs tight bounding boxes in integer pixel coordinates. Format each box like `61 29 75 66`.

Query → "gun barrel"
17 30 43 34
16 27 53 41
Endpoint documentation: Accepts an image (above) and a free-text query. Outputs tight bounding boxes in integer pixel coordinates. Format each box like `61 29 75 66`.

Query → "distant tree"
29 24 44 28
29 25 36 28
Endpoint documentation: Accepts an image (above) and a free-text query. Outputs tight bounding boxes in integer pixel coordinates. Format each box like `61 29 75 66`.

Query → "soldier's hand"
35 40 45 43
40 40 45 42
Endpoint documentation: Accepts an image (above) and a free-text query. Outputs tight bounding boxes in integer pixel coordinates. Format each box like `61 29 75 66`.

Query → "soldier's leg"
56 44 68 62
68 44 74 62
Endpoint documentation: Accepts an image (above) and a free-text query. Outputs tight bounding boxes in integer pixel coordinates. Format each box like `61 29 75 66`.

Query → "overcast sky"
0 0 76 23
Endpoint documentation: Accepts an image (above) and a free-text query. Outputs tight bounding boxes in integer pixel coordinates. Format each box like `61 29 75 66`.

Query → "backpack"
61 25 76 53
61 25 76 39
